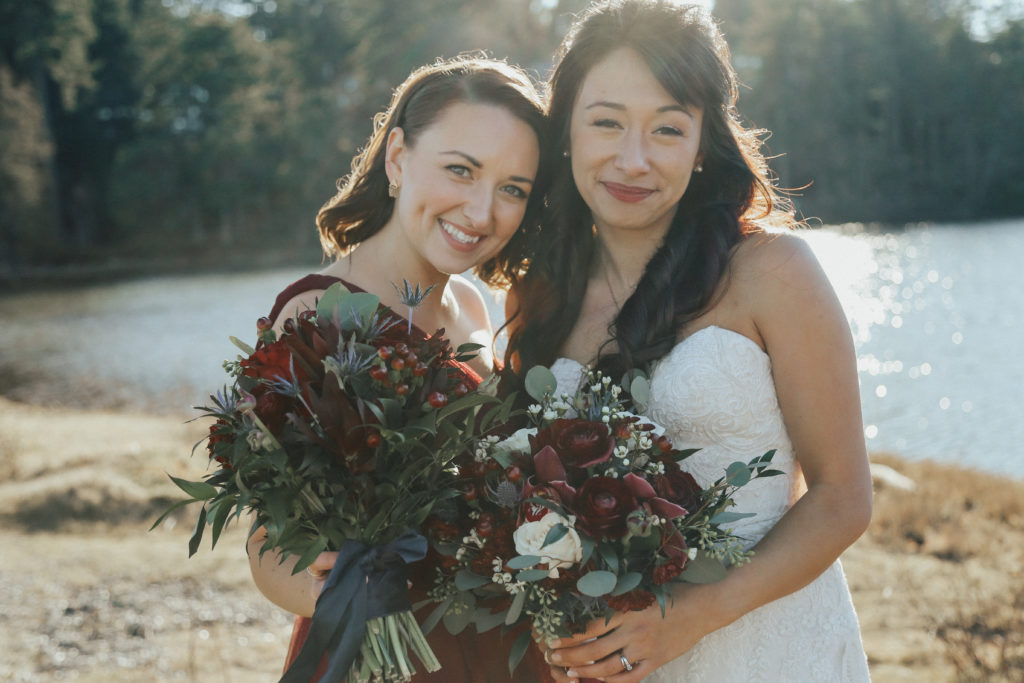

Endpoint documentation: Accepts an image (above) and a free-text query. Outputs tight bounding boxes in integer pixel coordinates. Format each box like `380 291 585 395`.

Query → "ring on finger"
619 652 634 672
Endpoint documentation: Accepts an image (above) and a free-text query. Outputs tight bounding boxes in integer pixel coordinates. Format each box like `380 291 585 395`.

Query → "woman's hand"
543 583 723 682
306 551 339 601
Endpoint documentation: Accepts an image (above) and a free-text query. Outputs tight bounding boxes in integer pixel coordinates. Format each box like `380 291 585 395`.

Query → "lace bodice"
549 326 870 682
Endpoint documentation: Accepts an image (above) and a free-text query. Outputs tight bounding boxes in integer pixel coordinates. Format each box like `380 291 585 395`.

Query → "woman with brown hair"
505 2 872 681
248 55 551 681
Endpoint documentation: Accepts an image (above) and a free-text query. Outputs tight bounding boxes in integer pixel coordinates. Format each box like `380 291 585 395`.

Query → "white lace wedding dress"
550 326 870 682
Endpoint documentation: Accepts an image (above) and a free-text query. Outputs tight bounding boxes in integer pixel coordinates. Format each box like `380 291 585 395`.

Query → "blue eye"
502 185 528 200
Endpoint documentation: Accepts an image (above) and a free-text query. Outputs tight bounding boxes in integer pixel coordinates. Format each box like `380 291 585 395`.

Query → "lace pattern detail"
548 327 870 681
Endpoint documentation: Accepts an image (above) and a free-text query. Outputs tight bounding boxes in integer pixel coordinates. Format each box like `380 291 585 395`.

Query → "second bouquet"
423 366 781 673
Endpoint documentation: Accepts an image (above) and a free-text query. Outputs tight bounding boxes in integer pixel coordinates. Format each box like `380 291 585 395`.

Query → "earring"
388 181 400 198
562 150 570 158
694 163 703 173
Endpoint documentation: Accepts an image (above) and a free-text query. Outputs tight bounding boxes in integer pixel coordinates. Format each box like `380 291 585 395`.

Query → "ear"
384 127 407 186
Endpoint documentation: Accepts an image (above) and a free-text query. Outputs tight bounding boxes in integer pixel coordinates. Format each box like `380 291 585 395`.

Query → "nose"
614 128 650 176
462 184 493 230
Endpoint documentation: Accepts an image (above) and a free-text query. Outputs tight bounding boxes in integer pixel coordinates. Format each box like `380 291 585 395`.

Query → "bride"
503 1 873 681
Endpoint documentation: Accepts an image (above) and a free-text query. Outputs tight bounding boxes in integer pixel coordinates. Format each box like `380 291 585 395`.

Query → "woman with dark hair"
508 2 872 681
247 55 550 681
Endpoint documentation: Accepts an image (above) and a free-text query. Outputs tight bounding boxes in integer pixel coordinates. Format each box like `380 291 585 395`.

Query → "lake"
1 219 1021 476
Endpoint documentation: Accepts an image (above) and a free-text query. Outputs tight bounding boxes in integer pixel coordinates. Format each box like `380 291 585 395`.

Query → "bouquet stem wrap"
281 530 436 683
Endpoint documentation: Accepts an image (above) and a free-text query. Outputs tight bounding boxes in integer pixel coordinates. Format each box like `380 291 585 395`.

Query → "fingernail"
566 670 578 678
546 638 559 648
550 652 562 664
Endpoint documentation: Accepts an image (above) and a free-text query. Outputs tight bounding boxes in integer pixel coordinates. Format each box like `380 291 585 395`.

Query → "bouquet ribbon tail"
280 530 428 683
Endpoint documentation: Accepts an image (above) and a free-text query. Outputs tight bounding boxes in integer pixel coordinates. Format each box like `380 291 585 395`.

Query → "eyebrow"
441 150 534 185
585 100 695 120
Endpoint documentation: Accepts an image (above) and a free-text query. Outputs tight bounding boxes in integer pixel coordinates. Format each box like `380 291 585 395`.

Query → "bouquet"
153 281 496 683
421 365 781 672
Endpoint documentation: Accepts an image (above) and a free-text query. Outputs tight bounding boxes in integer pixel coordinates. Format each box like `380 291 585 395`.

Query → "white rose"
513 512 582 578
493 427 535 456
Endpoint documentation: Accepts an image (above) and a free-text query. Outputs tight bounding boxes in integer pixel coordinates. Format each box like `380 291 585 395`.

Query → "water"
1 221 1021 476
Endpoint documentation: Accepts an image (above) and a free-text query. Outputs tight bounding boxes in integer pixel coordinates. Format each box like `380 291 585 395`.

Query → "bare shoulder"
272 290 324 330
731 229 824 287
448 275 492 331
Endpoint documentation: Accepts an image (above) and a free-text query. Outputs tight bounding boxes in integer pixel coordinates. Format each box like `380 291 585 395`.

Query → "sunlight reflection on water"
0 220 1021 475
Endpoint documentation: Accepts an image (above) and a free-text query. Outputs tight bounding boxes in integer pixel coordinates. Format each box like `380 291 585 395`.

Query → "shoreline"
0 398 1021 681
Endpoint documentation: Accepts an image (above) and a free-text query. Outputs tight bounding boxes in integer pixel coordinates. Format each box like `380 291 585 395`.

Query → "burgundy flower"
530 418 614 474
606 590 655 612
254 390 291 433
241 339 307 384
652 557 686 586
653 459 703 513
576 477 638 539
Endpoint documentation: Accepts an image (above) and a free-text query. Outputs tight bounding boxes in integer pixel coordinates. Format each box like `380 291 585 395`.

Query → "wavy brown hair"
316 55 549 289
503 0 793 390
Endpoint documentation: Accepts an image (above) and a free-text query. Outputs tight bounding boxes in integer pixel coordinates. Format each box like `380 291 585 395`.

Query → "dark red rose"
254 390 291 432
653 459 703 513
530 418 614 473
606 590 655 612
652 557 686 586
576 477 637 539
241 340 305 384
520 480 573 523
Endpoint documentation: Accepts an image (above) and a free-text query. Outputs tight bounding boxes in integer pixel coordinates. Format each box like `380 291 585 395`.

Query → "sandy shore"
0 396 1021 682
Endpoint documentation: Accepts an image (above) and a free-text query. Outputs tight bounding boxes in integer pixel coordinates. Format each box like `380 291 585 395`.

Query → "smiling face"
569 47 703 240
384 101 540 276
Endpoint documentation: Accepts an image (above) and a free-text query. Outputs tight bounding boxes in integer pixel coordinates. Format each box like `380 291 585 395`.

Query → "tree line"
1 0 1022 272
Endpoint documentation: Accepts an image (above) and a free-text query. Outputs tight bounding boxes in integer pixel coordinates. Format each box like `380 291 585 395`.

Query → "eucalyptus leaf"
524 365 557 402
420 596 452 635
455 569 492 590
576 570 618 597
725 461 751 487
506 555 541 570
314 282 354 320
442 596 476 635
508 629 533 675
506 588 527 625
611 571 642 596
580 535 596 566
516 569 551 582
475 607 510 633
597 543 619 573
541 522 569 549
679 553 728 584
710 511 757 525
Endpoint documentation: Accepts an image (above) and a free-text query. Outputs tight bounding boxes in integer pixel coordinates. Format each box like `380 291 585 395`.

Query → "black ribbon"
280 530 428 683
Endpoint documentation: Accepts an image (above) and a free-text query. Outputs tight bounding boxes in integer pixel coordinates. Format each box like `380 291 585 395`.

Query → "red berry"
657 436 673 454
454 382 470 398
461 485 478 502
256 316 273 331
405 350 418 364
298 309 316 322
412 361 428 377
395 383 410 396
365 433 381 448
378 346 392 360
505 465 522 483
282 318 296 334
394 343 409 357
370 366 388 381
428 392 448 409
616 424 632 440
475 518 493 537
390 357 405 371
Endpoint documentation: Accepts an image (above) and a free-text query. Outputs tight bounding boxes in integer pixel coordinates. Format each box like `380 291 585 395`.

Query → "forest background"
2 0 1024 282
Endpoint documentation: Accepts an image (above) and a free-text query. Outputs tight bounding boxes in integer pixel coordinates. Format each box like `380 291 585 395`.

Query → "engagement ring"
620 652 634 672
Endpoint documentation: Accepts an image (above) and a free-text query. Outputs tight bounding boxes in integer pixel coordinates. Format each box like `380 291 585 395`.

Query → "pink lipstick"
602 182 654 203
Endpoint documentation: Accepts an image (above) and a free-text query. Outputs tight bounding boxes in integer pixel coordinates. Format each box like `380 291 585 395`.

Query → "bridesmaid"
504 1 873 681
247 55 551 681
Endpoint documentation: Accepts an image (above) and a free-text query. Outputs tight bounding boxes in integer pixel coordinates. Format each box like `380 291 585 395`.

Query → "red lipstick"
602 182 654 203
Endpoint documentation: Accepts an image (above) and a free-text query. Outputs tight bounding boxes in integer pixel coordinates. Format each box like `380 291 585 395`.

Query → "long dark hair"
504 0 791 387
316 55 549 289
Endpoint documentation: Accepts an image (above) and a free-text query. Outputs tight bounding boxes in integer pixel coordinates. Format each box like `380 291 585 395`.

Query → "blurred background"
1 0 1022 681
